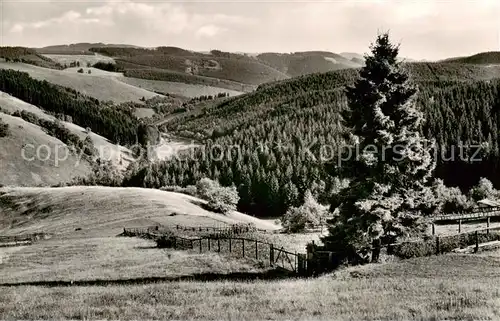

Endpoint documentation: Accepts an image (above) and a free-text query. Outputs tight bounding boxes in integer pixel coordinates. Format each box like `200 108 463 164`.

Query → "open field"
0 113 91 186
0 186 280 236
43 54 115 66
0 91 133 169
0 62 160 103
2 252 500 320
119 76 243 98
0 237 265 284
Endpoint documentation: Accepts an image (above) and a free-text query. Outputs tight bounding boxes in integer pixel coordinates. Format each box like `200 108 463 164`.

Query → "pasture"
120 77 244 98
2 251 500 320
0 61 160 103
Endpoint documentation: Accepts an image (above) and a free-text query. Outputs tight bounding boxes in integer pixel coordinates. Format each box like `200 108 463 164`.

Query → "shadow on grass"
0 269 297 288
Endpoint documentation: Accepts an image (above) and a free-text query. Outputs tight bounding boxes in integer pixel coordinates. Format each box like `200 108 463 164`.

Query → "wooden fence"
123 222 500 277
123 227 304 274
0 233 49 247
434 206 500 222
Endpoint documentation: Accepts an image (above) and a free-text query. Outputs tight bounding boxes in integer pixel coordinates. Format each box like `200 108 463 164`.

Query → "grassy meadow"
2 252 500 320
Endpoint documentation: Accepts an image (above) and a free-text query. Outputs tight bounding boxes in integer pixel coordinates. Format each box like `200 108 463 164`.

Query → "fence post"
242 239 245 257
199 239 202 253
371 239 381 263
229 238 232 253
255 240 258 260
431 223 435 236
270 244 274 266
475 231 479 253
208 238 211 251
458 220 462 233
487 217 490 234
436 236 440 255
190 240 194 249
218 238 221 252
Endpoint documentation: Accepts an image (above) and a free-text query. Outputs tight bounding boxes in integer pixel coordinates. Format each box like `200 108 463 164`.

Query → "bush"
469 177 500 202
196 178 239 214
77 68 84 73
281 190 328 233
433 179 473 214
0 118 9 137
71 159 123 187
160 185 197 196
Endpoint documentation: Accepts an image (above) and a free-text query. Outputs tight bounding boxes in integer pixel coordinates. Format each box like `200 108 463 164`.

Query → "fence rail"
434 207 500 222
0 233 49 247
123 221 500 277
122 227 303 273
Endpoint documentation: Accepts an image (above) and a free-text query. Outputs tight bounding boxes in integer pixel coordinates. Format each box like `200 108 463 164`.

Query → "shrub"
160 185 197 196
77 68 84 73
281 190 328 233
71 159 123 187
196 178 239 214
433 179 473 214
469 177 500 202
0 118 9 137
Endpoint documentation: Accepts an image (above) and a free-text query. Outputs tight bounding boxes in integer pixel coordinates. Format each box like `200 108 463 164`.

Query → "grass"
0 237 265 284
0 112 91 187
2 253 500 320
0 91 133 170
0 186 280 236
0 61 160 103
119 76 243 98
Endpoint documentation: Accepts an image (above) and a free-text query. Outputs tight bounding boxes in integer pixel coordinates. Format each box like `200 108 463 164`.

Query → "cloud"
2 0 498 60
196 25 225 38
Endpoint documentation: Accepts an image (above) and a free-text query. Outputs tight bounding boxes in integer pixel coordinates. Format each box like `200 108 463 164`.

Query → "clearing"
0 113 91 187
0 186 281 236
0 62 160 103
119 77 243 98
0 91 133 169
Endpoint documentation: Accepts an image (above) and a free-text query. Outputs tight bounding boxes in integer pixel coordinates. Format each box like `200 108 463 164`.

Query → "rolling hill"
0 112 91 187
257 51 363 77
0 61 160 103
0 186 280 236
35 43 143 55
442 51 500 64
0 91 133 169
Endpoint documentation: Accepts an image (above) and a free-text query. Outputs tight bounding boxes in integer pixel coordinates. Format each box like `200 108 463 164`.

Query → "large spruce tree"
322 33 436 257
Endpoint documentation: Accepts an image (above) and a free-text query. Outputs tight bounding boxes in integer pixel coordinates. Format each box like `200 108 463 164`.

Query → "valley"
2 27 500 320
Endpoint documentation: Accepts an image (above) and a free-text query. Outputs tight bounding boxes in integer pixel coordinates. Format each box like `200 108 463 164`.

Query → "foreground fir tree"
322 33 436 259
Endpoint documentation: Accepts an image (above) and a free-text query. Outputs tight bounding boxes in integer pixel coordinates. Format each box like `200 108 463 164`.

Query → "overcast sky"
1 0 499 60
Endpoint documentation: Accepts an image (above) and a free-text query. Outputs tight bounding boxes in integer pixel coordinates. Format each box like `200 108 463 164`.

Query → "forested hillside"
443 51 500 64
0 69 149 146
125 62 500 217
0 47 63 69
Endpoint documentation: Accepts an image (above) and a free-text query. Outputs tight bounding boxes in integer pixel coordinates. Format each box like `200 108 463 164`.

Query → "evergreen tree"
322 33 436 257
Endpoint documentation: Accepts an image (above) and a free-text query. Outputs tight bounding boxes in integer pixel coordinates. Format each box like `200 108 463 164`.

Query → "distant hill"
442 51 500 64
36 43 143 55
0 47 62 69
256 51 363 77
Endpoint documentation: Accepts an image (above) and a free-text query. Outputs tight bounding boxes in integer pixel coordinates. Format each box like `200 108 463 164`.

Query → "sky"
1 0 499 61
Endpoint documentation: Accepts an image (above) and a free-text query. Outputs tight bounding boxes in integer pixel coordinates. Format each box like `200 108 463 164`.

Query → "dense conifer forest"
0 69 147 146
125 62 500 218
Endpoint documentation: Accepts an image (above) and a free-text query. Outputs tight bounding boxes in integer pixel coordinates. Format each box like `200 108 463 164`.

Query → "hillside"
36 43 143 55
257 51 363 77
0 186 280 236
0 47 62 69
442 51 500 64
0 61 160 103
91 47 290 86
0 91 132 169
126 62 500 217
0 113 91 187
